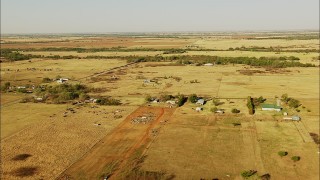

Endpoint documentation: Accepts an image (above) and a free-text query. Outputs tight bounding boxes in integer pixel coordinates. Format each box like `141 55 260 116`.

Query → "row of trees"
0 49 41 61
281 94 300 108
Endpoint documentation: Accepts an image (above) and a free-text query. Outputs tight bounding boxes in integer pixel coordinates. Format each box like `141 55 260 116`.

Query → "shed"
292 115 301 121
204 63 213 66
283 112 288 116
261 104 281 112
196 99 205 105
215 109 224 114
166 100 176 105
195 107 203 112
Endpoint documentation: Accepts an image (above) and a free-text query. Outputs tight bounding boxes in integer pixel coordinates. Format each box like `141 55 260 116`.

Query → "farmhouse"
196 99 205 105
261 104 281 112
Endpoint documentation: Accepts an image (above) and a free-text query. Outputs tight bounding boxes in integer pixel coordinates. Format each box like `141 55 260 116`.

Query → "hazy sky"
1 0 319 34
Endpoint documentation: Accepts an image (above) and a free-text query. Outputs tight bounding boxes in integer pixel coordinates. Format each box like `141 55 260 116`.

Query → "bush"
210 107 218 112
145 95 153 102
96 97 121 105
260 173 271 180
188 94 198 103
288 99 300 108
278 151 288 157
212 98 221 106
231 108 240 113
42 77 52 83
291 156 300 162
1 82 11 92
241 170 257 178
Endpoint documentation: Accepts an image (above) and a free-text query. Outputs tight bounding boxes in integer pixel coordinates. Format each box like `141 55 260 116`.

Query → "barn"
261 104 282 112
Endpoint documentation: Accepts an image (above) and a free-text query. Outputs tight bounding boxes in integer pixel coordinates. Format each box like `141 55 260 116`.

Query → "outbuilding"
261 104 281 112
292 115 301 121
196 99 205 105
196 107 203 112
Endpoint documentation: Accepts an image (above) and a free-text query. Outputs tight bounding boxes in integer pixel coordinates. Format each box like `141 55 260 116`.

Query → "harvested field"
60 106 175 180
1 105 137 180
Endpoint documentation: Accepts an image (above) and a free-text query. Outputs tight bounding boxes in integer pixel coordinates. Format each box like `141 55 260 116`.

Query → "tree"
278 151 288 157
212 98 221 106
281 93 289 103
145 95 152 102
189 94 198 103
177 94 187 107
291 156 300 162
288 99 300 108
1 82 11 91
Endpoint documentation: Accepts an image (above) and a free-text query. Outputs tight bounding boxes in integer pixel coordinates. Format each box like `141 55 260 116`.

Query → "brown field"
1 37 192 49
1 105 137 180
60 106 175 180
1 33 319 180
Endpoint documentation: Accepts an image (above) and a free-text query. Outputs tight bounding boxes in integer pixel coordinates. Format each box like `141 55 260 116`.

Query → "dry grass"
1 105 137 179
1 35 319 179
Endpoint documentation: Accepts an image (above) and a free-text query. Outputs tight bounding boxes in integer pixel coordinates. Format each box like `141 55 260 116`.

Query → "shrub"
231 108 240 113
278 151 288 157
42 77 52 83
291 156 300 162
1 82 11 92
260 173 271 180
288 99 300 108
190 79 199 83
210 107 218 112
12 154 32 161
96 97 121 106
241 170 257 178
145 95 153 102
188 94 198 103
281 93 289 103
212 98 221 106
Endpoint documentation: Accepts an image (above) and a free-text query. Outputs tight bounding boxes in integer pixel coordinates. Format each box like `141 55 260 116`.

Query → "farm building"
195 107 203 112
283 115 301 121
261 104 281 112
204 63 213 66
57 78 69 84
196 99 205 105
166 100 176 105
215 109 224 114
292 115 301 121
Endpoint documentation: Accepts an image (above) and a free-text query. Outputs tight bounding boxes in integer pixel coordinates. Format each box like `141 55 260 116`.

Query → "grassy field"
1 33 319 179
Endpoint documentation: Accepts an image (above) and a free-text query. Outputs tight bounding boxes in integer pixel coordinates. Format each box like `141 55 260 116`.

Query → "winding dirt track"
59 106 175 180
